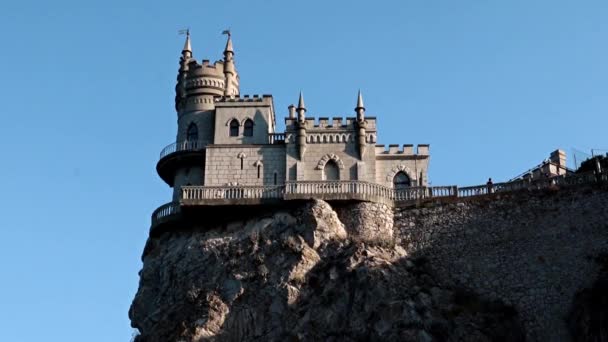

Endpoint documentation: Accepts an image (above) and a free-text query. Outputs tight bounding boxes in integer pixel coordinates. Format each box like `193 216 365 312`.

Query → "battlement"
216 94 273 104
188 59 226 76
284 116 377 131
375 144 430 156
215 95 274 114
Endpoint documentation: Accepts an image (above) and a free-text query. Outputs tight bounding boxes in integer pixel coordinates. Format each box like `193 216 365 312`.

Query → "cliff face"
130 186 608 342
394 186 608 340
130 200 523 341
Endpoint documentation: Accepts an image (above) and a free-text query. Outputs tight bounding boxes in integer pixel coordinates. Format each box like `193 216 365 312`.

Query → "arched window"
229 119 239 137
393 171 411 190
323 160 340 181
186 123 198 141
243 119 254 137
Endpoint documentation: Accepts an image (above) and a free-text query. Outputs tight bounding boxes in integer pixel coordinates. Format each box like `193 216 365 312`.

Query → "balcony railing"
181 181 457 206
159 140 204 159
268 133 286 144
152 171 606 229
178 170 605 207
182 185 285 201
151 202 181 227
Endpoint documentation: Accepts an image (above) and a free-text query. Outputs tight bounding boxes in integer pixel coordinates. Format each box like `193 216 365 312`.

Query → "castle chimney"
549 149 567 175
288 104 296 119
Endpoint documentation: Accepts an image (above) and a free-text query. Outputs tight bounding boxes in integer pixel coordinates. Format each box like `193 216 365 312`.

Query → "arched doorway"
323 160 340 181
393 171 411 190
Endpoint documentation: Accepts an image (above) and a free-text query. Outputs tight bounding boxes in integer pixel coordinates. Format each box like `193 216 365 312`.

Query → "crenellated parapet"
375 144 430 156
285 116 377 132
216 94 273 105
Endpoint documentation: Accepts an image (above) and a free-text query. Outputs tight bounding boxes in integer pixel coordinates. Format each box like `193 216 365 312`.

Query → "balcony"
150 201 181 232
268 133 285 144
151 171 606 232
180 181 458 207
156 141 205 186
182 185 285 206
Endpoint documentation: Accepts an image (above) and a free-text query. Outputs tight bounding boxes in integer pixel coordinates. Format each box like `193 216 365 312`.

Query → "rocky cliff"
130 185 608 341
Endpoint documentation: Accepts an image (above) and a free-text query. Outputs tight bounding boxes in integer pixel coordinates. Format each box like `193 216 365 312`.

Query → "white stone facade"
166 33 430 199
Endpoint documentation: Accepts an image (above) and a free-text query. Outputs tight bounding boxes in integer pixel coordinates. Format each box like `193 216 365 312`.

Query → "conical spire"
182 30 192 54
223 30 234 54
297 92 306 111
356 89 365 110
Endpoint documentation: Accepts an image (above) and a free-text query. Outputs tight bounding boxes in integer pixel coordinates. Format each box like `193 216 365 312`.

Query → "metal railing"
150 202 181 226
159 140 204 159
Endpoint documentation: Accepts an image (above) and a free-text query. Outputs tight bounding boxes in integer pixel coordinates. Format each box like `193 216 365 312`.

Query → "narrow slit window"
257 165 261 178
240 158 244 170
186 123 198 141
274 172 277 185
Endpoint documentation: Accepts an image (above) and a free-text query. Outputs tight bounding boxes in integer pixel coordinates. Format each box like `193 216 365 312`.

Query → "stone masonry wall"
205 145 286 186
334 201 394 244
394 186 608 341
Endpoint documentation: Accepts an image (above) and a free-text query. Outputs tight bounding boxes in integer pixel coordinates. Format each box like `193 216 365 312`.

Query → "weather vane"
222 28 231 37
178 28 190 36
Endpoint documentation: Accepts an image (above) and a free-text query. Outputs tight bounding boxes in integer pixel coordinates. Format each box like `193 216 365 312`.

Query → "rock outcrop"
130 200 524 341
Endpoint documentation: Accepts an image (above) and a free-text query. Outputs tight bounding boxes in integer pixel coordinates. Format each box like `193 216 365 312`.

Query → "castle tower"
158 32 236 200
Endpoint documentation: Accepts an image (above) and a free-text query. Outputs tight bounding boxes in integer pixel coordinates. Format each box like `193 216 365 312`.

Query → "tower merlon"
417 144 430 156
216 94 274 106
375 144 430 156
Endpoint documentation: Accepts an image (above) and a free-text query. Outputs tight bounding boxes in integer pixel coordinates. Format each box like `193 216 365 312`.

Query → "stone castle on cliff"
156 32 429 210
151 31 599 233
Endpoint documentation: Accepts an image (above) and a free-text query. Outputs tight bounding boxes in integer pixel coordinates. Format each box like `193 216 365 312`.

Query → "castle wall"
177 110 215 145
172 166 204 200
205 145 285 186
286 141 360 181
393 187 608 341
374 145 430 187
213 97 274 145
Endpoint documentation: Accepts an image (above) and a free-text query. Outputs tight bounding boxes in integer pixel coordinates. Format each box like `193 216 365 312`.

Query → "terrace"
150 171 606 232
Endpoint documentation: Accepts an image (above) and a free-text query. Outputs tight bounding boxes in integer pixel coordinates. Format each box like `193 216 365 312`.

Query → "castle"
155 31 430 214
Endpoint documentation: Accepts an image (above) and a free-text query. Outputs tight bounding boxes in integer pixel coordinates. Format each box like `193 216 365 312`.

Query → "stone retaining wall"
334 201 394 244
394 186 608 341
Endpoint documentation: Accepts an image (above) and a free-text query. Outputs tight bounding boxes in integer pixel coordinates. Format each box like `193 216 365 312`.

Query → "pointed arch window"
243 119 254 137
393 172 411 190
229 119 239 137
186 123 198 141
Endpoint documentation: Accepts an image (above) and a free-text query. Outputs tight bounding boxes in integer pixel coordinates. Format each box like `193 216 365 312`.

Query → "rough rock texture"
334 202 394 244
567 253 608 341
130 199 524 341
394 186 608 341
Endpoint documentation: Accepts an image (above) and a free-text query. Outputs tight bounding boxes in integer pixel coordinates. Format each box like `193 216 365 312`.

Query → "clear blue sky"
0 0 606 340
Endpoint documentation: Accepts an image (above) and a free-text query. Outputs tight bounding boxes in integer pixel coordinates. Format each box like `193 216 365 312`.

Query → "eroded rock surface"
130 200 523 341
